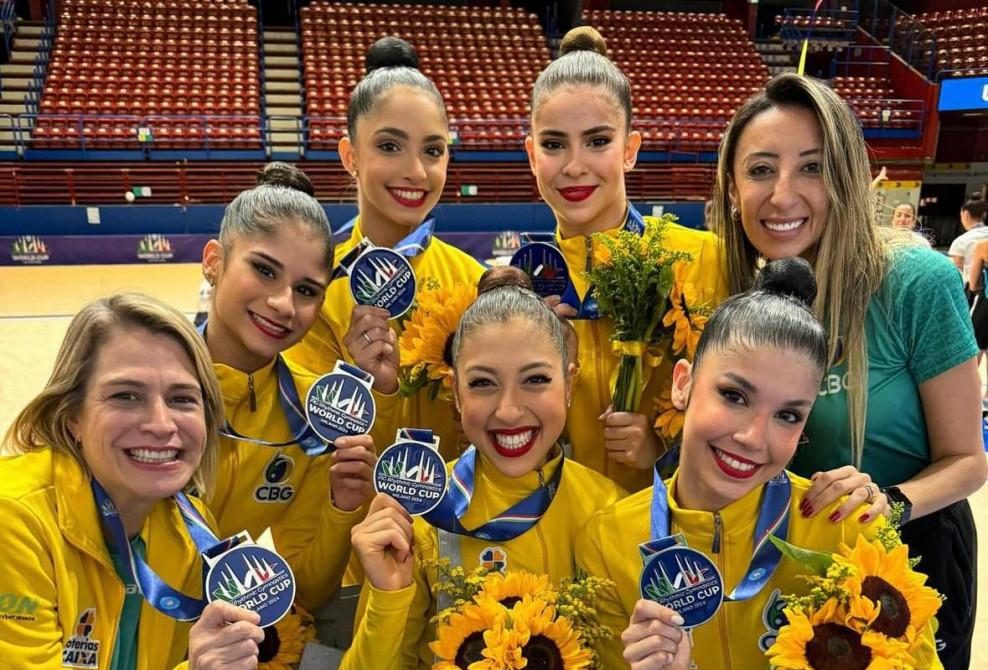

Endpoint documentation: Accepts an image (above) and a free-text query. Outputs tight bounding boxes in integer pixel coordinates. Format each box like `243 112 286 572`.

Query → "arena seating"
301 1 548 151
581 10 769 151
32 0 261 150
916 6 988 76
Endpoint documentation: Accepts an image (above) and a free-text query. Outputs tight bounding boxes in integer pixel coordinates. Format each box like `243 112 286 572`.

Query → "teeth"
250 313 287 333
128 448 179 464
764 219 805 232
714 448 756 472
392 188 425 201
494 429 534 451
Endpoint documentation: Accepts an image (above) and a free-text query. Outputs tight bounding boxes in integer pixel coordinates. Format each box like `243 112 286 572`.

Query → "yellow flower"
399 282 478 397
767 599 914 670
257 606 317 670
662 263 705 358
510 596 593 670
838 535 941 647
653 386 684 440
478 570 553 609
431 600 505 669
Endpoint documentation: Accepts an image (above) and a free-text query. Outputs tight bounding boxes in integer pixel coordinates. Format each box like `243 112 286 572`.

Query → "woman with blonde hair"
710 72 985 670
0 293 232 670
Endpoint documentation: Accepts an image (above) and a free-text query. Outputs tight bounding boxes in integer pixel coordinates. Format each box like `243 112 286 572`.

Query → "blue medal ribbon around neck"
197 322 328 455
92 479 226 621
643 464 791 602
423 445 564 542
332 218 435 281
524 203 646 320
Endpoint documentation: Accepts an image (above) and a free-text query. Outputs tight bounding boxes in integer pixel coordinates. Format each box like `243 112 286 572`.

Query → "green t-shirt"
791 245 978 487
107 536 145 670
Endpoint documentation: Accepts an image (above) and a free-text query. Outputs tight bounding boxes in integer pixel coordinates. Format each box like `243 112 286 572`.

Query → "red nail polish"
859 514 870 523
801 505 812 517
828 511 840 522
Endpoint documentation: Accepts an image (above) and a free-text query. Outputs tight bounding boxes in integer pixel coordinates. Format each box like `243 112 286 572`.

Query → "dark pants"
900 499 977 670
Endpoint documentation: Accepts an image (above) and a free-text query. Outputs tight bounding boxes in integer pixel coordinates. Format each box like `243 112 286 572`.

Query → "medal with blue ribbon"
423 445 564 542
638 465 791 628
374 428 448 516
196 323 328 456
92 479 225 621
305 361 376 443
332 219 435 318
203 529 296 628
510 204 647 320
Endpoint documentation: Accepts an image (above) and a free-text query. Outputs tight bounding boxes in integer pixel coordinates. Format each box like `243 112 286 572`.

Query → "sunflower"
477 570 553 610
662 263 706 358
653 386 684 441
767 599 914 670
257 605 317 670
432 600 506 670
837 535 941 646
399 282 478 398
510 596 593 670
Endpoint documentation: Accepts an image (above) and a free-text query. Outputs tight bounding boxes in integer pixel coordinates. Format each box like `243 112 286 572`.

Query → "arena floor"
1 263 985 668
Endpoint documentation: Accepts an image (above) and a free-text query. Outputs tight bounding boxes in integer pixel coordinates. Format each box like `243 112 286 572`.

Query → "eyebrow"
723 372 813 407
101 378 202 394
466 361 553 375
538 125 616 139
746 148 821 160
249 251 327 290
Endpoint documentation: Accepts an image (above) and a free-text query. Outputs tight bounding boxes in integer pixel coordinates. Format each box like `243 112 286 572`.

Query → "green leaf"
768 535 834 576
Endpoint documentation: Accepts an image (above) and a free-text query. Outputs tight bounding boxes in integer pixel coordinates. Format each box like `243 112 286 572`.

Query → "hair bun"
365 36 420 74
755 257 817 307
559 26 608 58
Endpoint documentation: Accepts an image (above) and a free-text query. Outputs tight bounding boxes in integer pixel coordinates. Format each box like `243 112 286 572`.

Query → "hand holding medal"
188 600 264 670
622 599 693 670
351 493 416 592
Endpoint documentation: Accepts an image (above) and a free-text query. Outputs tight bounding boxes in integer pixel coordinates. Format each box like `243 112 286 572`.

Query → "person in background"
948 197 988 279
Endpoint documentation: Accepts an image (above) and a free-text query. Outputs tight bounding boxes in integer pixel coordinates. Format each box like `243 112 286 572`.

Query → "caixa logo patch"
254 453 295 503
62 608 100 668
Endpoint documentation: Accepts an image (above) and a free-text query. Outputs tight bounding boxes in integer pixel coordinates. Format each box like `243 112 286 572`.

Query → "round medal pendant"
374 440 448 516
639 545 724 628
349 247 416 318
509 242 571 299
205 545 296 628
305 369 376 443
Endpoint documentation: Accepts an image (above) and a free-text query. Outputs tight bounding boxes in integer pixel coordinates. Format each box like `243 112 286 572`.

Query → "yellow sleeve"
339 584 416 670
0 497 63 669
284 309 344 375
271 453 365 611
370 387 401 456
574 510 631 670
353 522 436 669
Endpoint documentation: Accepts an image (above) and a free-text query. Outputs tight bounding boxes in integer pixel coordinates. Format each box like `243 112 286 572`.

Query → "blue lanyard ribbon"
643 465 791 602
531 203 646 320
92 479 222 621
197 322 328 455
332 218 435 281
423 445 564 542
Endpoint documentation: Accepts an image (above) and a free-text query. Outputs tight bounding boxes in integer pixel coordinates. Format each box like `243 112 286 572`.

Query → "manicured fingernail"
670 614 685 626
799 499 809 512
859 513 870 523
801 506 812 518
828 511 841 522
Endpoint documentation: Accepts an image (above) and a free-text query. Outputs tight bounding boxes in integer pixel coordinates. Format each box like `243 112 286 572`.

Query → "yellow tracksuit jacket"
353 449 626 669
575 470 943 669
558 219 727 493
209 358 377 611
0 448 210 670
284 218 485 463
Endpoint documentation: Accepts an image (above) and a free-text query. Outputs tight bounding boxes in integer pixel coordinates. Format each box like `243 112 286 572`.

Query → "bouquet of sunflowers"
397 279 478 401
586 214 711 413
766 509 942 669
427 560 613 670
